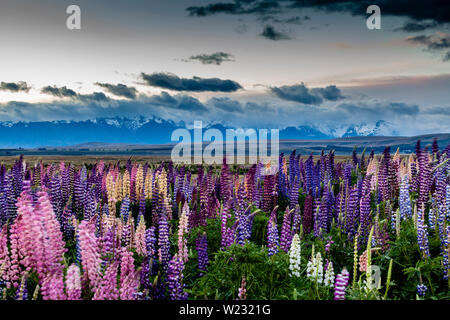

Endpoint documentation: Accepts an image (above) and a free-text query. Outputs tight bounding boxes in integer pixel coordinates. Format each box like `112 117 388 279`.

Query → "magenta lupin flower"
334 268 350 300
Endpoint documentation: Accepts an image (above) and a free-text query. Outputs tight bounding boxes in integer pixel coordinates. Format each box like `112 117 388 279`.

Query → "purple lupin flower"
417 205 430 259
167 254 188 300
417 283 428 297
291 204 301 235
158 214 171 272
345 186 359 239
267 217 279 257
417 147 431 210
399 176 412 220
302 193 313 235
359 191 371 248
120 196 130 223
196 232 208 276
145 226 158 275
280 208 292 252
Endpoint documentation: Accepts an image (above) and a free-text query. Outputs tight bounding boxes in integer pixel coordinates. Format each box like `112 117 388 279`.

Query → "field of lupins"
0 139 449 300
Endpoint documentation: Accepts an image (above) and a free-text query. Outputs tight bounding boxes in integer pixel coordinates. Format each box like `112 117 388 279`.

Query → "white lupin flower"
289 234 301 277
307 252 323 284
324 261 335 287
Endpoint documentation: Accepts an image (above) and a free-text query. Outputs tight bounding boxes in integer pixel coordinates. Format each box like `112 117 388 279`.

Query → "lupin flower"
238 276 247 300
324 261 335 287
267 218 279 257
417 205 430 259
334 268 350 300
78 219 102 289
178 203 189 262
119 247 139 300
288 234 301 277
280 208 292 252
167 254 188 300
416 283 427 298
93 262 119 300
65 264 81 300
306 252 323 284
196 232 208 276
158 214 171 272
399 175 412 220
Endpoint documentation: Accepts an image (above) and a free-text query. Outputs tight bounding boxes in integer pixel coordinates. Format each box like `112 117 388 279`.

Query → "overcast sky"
0 0 449 136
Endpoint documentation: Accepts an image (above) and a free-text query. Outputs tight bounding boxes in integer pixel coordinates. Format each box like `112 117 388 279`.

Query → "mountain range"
0 116 401 148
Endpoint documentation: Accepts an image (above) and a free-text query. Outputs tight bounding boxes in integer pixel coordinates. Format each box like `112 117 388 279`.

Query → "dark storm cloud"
95 82 138 99
394 21 439 32
186 0 281 17
0 81 30 93
141 72 242 92
288 0 450 25
41 85 77 98
185 52 236 65
407 33 450 61
188 1 450 28
270 83 344 104
260 25 291 40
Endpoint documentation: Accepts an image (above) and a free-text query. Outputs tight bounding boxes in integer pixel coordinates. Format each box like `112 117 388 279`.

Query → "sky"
0 0 449 136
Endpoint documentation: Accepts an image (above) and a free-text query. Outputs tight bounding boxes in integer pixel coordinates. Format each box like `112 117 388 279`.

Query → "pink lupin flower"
93 262 120 300
65 264 81 300
119 247 139 300
78 219 102 290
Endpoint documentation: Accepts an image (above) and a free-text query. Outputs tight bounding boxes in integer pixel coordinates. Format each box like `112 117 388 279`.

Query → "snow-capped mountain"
0 117 398 148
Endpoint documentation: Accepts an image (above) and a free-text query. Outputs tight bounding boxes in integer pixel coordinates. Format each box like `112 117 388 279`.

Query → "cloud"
270 83 344 104
270 83 321 104
287 0 450 25
184 52 235 65
0 81 31 93
260 25 291 40
311 85 345 101
147 92 208 112
235 24 248 34
420 106 450 115
188 1 450 32
95 82 138 99
394 20 438 32
41 85 77 98
406 32 450 61
258 15 310 25
141 72 242 92
0 88 447 136
338 101 420 117
444 51 450 61
78 92 110 102
186 0 280 17
208 97 244 112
